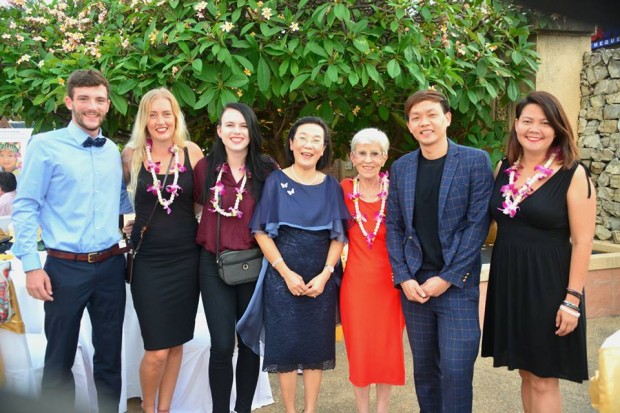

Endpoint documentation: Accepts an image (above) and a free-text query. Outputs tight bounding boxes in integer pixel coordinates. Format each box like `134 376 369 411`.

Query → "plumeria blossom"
16 54 31 64
290 22 299 32
244 68 251 76
194 1 208 11
221 21 234 33
261 7 273 20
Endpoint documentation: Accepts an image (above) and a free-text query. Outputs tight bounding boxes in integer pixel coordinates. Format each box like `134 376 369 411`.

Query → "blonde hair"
125 88 189 199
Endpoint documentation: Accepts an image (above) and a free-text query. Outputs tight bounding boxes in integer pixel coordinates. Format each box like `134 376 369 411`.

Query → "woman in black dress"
193 103 278 413
122 88 203 413
481 91 596 412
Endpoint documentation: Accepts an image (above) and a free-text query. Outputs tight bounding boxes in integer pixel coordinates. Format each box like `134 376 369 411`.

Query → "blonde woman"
122 88 203 413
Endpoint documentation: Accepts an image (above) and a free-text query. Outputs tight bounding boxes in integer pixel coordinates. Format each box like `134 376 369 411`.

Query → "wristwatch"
324 264 335 273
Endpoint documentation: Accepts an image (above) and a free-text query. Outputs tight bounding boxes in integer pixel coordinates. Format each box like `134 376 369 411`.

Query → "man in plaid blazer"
386 89 494 412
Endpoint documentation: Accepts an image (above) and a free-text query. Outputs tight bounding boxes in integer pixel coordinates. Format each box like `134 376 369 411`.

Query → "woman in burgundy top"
193 102 278 413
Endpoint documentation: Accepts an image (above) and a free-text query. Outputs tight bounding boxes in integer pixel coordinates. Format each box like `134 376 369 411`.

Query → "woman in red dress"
340 128 405 413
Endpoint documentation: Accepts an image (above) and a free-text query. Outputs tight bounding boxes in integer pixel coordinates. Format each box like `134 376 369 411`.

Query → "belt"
46 244 130 263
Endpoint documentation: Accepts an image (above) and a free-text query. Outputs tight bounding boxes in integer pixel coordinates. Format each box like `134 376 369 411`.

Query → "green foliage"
0 0 538 164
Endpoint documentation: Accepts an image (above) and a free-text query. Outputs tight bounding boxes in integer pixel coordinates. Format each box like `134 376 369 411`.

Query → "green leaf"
172 82 196 107
290 73 310 92
178 42 190 55
195 88 217 110
219 89 237 107
352 38 369 53
365 63 380 83
387 59 401 78
116 79 139 95
192 59 203 73
326 65 338 82
257 56 271 92
305 42 327 58
348 71 359 87
279 60 290 77
420 6 432 22
233 55 254 72
378 105 389 121
224 75 249 88
109 91 128 116
507 79 520 101
260 23 282 37
511 50 523 65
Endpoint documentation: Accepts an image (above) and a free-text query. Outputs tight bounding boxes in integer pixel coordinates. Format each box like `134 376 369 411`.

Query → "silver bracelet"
271 257 284 268
559 304 581 318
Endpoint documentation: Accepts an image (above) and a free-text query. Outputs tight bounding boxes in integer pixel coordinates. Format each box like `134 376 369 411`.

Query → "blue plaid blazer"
386 140 493 288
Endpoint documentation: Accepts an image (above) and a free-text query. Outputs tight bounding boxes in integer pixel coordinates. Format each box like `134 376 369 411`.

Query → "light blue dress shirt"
12 121 130 272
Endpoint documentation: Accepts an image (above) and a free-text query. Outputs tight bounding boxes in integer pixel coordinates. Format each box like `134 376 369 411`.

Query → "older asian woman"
340 128 405 413
481 91 596 412
241 116 350 413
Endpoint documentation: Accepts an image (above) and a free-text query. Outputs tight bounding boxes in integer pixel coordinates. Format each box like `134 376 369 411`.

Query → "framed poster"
0 128 32 176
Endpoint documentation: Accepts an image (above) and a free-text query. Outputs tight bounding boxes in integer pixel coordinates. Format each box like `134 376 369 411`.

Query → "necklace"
349 171 389 248
210 163 247 218
145 139 184 214
499 152 556 218
290 165 319 185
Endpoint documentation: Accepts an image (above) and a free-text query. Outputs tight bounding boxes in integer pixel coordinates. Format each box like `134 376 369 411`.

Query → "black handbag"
215 210 262 285
126 154 174 284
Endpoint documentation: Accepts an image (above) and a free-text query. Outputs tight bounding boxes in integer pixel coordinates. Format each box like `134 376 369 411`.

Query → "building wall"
536 32 592 133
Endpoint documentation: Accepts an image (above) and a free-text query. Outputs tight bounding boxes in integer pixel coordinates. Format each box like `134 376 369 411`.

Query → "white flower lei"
499 152 556 218
349 171 389 248
210 163 247 219
144 140 184 214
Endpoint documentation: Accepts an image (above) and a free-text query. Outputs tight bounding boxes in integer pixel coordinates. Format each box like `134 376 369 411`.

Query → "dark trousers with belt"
42 254 126 413
402 269 480 413
199 249 260 413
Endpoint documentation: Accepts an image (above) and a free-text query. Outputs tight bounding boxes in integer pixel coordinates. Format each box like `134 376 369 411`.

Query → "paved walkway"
253 316 619 413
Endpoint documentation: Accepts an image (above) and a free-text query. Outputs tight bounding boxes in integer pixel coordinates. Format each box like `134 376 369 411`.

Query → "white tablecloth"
1 253 273 412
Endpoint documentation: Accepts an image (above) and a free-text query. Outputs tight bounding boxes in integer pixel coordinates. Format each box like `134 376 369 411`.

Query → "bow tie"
82 137 106 148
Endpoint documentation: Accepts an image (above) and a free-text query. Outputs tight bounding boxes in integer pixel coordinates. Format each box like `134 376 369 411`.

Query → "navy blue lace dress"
240 170 349 372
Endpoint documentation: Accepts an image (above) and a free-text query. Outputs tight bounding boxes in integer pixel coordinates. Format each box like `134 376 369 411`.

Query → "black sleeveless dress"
130 147 200 351
481 160 588 382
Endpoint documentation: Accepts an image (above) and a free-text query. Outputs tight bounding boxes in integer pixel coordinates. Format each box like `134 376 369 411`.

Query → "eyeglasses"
295 136 325 147
352 150 384 160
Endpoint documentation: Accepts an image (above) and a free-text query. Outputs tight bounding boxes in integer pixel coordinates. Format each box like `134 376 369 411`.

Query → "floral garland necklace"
499 152 556 218
145 139 185 214
210 163 247 219
348 171 389 248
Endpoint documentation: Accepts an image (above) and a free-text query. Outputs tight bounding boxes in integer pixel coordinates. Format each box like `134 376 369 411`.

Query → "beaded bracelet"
562 300 580 312
566 288 583 300
559 305 581 318
271 257 284 268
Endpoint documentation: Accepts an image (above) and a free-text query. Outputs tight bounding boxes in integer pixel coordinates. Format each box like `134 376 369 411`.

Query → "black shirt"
413 153 446 271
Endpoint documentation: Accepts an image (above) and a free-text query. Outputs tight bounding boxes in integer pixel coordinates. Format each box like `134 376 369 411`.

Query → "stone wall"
578 48 620 242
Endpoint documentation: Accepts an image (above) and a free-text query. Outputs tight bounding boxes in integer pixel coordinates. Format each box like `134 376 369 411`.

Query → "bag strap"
130 154 175 256
216 202 222 257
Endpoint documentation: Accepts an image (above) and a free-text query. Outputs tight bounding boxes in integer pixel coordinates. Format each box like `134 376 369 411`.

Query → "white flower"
37 60 45 68
194 1 208 11
261 7 273 20
290 22 299 32
220 21 234 33
16 54 31 64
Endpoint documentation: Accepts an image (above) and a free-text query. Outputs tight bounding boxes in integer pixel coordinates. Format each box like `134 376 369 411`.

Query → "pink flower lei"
498 152 556 218
145 139 185 214
348 171 389 248
209 163 247 219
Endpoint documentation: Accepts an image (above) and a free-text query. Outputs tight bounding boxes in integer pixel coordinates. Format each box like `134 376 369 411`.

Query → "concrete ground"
253 317 619 413
126 316 619 412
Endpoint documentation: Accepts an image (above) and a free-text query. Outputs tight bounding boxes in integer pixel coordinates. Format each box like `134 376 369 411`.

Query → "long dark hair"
506 91 579 169
202 102 277 203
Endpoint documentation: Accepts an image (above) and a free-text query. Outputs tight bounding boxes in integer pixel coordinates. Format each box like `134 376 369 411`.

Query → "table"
1 254 274 412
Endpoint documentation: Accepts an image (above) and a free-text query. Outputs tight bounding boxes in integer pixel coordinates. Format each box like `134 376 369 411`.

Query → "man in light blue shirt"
12 69 129 413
